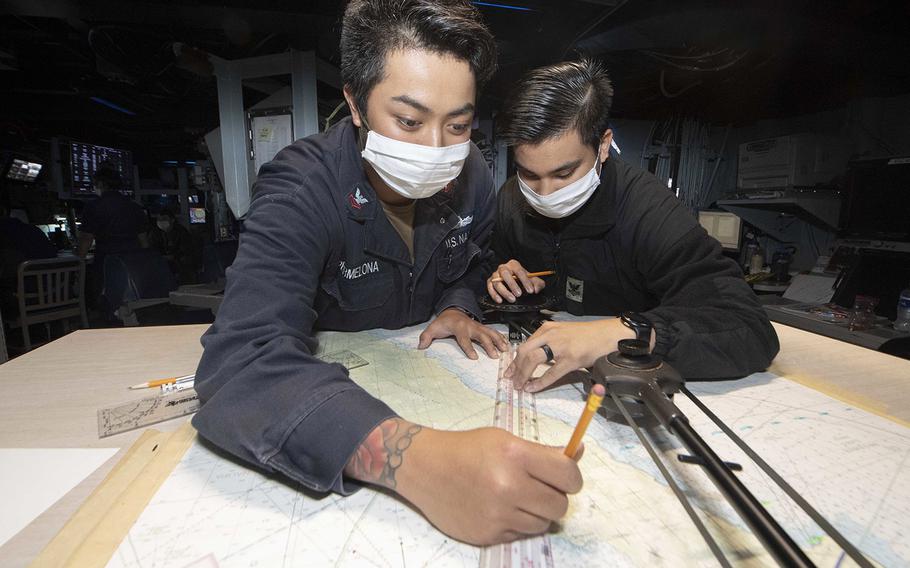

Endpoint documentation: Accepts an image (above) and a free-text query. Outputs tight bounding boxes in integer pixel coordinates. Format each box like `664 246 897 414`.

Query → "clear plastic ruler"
480 344 556 568
98 388 200 438
97 349 369 438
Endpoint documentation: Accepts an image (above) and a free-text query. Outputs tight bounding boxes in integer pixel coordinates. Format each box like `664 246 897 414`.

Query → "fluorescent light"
472 1 534 11
90 96 136 116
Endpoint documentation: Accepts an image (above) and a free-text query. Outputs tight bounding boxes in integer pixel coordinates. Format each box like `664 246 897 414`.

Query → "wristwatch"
620 311 652 342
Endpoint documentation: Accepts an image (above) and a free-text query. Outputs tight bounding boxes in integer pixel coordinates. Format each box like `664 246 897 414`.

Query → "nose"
426 127 444 148
535 180 557 197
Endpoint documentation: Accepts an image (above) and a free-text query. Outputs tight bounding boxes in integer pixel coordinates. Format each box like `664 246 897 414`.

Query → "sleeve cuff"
435 288 483 321
643 310 673 357
266 387 398 495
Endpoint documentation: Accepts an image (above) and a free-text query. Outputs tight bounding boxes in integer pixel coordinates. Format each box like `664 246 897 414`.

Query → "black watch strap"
620 311 652 342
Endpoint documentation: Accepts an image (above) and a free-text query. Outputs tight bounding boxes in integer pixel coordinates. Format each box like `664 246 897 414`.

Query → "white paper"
252 114 293 175
0 447 119 547
783 272 838 303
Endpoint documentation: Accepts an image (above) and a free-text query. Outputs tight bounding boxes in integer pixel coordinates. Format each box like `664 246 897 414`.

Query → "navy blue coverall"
192 117 495 494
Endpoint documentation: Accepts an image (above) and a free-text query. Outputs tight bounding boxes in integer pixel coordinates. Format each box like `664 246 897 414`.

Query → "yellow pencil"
490 270 555 284
564 384 605 457
129 374 195 390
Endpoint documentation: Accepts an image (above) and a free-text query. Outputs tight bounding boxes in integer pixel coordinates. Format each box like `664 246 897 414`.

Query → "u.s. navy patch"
566 276 584 303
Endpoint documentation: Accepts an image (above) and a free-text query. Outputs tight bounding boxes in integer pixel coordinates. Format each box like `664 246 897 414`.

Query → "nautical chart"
107 324 910 568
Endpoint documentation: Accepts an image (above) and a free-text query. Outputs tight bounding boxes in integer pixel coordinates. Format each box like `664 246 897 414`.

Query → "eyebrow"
390 95 475 118
514 158 583 177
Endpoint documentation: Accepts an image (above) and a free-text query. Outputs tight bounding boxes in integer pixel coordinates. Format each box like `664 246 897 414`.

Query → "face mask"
361 129 471 200
157 221 172 231
518 159 603 218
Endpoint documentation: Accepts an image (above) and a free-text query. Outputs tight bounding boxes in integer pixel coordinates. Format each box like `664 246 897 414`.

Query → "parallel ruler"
480 344 556 568
97 349 369 438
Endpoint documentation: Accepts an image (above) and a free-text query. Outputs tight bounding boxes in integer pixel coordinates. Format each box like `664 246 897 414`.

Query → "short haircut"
497 58 614 151
92 160 123 191
340 0 497 114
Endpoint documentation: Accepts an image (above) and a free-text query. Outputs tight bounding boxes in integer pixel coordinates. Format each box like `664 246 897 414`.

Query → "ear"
598 129 613 162
342 85 363 128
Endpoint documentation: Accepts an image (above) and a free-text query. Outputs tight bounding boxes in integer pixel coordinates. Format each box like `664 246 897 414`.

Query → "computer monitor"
840 156 910 242
698 210 742 250
5 158 43 182
831 249 910 320
68 141 133 195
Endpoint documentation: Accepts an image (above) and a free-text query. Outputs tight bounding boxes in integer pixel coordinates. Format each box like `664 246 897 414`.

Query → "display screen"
698 210 742 250
841 157 910 241
189 207 207 224
69 141 133 194
6 158 43 182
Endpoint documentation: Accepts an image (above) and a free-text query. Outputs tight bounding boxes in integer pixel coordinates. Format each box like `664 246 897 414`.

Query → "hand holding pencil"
487 259 553 304
565 383 605 458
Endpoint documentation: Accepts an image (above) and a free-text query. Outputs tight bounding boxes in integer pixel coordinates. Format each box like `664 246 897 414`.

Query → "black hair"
497 58 614 151
92 160 123 192
340 0 497 114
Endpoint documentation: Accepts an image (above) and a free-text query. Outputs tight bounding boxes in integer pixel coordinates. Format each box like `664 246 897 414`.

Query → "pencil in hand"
490 270 555 284
564 383 605 458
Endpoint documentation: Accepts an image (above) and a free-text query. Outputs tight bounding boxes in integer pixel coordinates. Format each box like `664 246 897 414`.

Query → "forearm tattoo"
345 418 423 490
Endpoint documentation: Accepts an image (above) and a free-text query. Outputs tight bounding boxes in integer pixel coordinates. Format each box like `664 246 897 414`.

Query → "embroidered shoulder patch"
566 276 584 303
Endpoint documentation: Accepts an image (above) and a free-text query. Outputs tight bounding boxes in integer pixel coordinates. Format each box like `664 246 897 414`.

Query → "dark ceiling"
1 0 909 166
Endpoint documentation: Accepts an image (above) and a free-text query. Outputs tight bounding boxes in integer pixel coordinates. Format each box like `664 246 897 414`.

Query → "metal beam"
212 50 331 218
213 57 252 219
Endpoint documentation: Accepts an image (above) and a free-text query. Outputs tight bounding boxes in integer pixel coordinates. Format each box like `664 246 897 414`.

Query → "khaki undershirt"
380 200 417 262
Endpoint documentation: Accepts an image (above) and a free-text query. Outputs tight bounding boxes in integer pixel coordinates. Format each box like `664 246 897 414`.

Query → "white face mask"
361 129 471 200
518 159 603 218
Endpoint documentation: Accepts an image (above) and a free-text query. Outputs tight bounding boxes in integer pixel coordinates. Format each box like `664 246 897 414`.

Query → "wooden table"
1 321 908 566
768 323 910 425
0 324 207 567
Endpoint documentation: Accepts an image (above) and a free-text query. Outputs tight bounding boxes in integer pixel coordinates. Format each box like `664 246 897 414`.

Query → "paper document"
0 447 119 547
783 273 837 303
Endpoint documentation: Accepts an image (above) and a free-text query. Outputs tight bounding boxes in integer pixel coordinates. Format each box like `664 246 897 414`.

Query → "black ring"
541 344 555 363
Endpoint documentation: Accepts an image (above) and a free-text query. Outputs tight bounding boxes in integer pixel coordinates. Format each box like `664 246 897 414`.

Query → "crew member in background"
488 58 779 391
0 205 57 318
149 209 197 284
76 160 148 260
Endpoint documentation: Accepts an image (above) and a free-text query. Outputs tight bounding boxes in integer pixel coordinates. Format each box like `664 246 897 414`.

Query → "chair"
103 250 177 326
9 257 88 351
